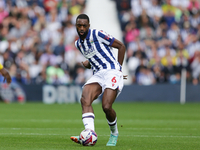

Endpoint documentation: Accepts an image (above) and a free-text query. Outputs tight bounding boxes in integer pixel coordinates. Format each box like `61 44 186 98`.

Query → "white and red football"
79 129 97 146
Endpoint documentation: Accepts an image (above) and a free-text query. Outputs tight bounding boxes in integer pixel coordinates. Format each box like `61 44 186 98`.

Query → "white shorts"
83 69 124 97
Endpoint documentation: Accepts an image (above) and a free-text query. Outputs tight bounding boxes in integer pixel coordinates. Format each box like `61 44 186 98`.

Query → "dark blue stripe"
85 37 100 71
108 121 117 126
80 40 86 52
92 30 107 69
76 40 83 54
110 37 115 46
86 29 91 40
98 31 113 44
102 44 116 69
82 115 95 119
93 30 115 69
86 37 92 49
88 58 99 72
94 55 107 69
119 64 122 71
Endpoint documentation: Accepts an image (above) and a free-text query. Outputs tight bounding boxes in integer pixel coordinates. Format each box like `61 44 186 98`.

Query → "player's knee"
81 96 91 106
81 96 87 105
102 104 112 114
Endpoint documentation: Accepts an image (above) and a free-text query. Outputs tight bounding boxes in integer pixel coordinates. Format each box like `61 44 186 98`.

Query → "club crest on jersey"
90 40 94 44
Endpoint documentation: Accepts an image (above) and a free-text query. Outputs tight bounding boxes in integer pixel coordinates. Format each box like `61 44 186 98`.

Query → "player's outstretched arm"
82 60 91 69
0 67 12 84
111 39 128 80
111 39 126 66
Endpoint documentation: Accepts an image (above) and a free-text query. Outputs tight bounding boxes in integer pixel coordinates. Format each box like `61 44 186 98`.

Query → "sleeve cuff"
109 38 115 46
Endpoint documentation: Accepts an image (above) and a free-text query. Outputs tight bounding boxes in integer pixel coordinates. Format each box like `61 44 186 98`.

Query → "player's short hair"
76 14 90 23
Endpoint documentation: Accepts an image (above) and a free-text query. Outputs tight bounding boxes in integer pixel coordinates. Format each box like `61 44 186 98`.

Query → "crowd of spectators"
0 0 90 85
115 0 200 85
1 0 200 86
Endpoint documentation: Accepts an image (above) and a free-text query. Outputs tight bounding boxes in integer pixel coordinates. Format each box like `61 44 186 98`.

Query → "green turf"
0 102 200 150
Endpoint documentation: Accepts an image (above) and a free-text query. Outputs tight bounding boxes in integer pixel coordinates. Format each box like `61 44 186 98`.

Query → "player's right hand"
82 60 91 69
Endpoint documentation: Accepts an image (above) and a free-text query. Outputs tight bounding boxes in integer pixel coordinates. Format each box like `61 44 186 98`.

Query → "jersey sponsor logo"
84 46 95 55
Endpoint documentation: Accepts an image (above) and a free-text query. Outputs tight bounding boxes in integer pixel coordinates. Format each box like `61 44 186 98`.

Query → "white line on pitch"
1 119 200 123
0 133 200 138
0 127 199 131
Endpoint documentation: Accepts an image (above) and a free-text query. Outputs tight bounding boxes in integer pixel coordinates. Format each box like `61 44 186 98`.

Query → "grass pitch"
0 102 200 150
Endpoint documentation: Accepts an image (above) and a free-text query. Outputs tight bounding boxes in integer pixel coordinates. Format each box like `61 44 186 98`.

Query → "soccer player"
0 63 12 84
70 14 126 146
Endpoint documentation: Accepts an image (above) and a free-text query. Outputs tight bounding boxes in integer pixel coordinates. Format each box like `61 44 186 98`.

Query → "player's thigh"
101 69 123 108
81 83 102 105
102 88 118 108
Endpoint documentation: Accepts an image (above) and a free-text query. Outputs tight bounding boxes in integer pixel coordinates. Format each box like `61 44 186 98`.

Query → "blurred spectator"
127 50 142 82
137 10 154 29
189 10 200 29
131 0 152 17
186 33 200 57
46 63 70 84
63 20 77 45
152 62 168 83
124 20 140 44
28 57 43 84
127 36 146 60
135 58 156 85
187 0 200 15
167 22 180 43
74 64 87 85
190 51 200 85
54 37 65 56
39 43 58 66
162 0 176 28
0 1 8 24
114 0 132 31
147 0 163 18
44 0 57 14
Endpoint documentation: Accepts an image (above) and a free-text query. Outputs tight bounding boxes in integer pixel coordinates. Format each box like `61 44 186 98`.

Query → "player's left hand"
123 75 128 80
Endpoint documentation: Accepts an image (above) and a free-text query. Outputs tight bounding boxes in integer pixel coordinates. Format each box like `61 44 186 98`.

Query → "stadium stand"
0 0 200 86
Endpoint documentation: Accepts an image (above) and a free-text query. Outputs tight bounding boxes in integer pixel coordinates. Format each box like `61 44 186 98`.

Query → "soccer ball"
79 129 97 146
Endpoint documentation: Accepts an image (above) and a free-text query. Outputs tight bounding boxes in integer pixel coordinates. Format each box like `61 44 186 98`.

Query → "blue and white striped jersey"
75 29 122 74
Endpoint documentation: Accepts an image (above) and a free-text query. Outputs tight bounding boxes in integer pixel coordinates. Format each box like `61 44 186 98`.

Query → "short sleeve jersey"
75 29 122 74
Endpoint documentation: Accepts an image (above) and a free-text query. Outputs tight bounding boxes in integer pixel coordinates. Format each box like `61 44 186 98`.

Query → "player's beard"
78 30 88 40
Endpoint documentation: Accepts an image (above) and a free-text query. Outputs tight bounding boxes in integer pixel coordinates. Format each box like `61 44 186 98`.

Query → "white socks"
107 117 118 136
82 112 95 131
82 113 118 136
